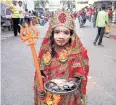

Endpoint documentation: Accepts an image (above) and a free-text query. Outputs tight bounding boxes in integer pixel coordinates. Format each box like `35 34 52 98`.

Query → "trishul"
19 23 44 91
19 23 61 105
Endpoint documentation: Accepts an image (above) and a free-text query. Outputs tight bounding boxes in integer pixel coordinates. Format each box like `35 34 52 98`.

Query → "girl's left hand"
68 78 78 82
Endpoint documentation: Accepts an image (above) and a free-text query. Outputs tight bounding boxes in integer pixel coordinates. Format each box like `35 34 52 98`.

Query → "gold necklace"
43 45 71 65
59 49 68 63
43 51 52 65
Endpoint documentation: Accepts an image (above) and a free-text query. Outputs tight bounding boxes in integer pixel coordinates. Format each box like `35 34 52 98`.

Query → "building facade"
93 0 116 10
34 0 116 12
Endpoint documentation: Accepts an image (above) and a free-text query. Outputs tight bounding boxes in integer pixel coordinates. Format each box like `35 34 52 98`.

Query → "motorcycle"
1 16 12 31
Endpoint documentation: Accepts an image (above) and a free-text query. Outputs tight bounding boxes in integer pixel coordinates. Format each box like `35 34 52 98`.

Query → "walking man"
9 0 20 36
93 5 109 46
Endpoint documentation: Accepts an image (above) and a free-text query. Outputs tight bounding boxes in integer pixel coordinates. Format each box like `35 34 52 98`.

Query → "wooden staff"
19 22 44 91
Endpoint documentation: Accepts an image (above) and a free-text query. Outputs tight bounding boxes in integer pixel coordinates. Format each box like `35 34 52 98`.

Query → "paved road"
1 20 116 105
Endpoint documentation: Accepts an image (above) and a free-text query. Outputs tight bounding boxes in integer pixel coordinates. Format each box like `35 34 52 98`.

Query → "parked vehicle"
1 16 12 31
1 3 12 31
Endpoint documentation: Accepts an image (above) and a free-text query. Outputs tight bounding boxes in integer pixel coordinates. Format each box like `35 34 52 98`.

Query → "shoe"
106 35 110 38
98 44 104 47
93 42 96 45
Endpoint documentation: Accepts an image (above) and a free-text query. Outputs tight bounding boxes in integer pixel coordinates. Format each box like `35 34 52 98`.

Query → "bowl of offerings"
44 78 81 95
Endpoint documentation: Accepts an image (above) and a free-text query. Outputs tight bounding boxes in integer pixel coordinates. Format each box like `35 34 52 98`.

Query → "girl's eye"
54 30 60 34
64 31 70 35
54 30 70 35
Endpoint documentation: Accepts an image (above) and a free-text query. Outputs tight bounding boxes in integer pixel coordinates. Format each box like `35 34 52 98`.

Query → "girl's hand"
68 78 78 82
68 77 81 86
37 88 46 100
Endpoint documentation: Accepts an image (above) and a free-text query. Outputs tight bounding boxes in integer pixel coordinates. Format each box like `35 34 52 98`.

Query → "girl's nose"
58 32 64 38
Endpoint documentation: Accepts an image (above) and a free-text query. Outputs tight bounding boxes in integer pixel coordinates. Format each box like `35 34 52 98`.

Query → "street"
1 20 116 105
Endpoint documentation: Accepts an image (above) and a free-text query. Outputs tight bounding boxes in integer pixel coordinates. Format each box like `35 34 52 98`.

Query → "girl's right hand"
37 88 46 100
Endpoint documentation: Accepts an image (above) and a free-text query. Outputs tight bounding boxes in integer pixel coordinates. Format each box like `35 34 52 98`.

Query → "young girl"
34 8 89 105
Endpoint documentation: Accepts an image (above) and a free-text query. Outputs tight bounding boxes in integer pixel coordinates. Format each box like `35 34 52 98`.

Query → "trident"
19 23 44 91
19 23 61 105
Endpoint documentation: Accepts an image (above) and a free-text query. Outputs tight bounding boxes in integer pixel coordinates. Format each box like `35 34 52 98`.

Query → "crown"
50 8 75 30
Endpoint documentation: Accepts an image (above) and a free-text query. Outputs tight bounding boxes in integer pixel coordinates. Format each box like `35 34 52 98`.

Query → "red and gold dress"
34 9 89 105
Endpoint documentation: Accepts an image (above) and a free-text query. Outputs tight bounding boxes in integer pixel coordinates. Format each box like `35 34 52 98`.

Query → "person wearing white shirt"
18 0 24 26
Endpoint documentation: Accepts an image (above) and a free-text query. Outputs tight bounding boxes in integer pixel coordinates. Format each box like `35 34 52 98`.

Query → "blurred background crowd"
1 0 116 31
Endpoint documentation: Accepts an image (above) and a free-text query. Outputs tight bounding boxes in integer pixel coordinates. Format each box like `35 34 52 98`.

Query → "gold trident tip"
19 22 39 45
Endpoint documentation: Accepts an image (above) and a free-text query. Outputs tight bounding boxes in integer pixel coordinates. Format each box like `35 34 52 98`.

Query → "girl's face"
54 26 71 46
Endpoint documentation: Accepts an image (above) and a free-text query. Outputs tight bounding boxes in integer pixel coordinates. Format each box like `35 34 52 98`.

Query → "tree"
34 0 39 9
41 0 49 8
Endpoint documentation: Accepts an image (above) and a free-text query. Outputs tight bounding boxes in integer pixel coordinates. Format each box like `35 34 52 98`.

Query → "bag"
105 25 110 33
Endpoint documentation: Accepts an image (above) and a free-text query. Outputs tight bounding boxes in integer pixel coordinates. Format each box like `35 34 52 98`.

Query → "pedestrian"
92 9 98 27
28 11 32 24
93 4 109 46
9 0 20 36
18 0 24 27
88 8 92 22
34 8 89 105
24 9 29 24
108 9 112 22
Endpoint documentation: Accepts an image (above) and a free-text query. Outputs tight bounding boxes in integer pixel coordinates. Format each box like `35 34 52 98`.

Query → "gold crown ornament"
50 8 75 30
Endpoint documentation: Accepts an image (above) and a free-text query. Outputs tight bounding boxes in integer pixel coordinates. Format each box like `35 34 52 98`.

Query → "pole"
30 44 44 90
19 23 44 91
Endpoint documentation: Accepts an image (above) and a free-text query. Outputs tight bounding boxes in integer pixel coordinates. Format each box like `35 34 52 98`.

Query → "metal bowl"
44 79 81 95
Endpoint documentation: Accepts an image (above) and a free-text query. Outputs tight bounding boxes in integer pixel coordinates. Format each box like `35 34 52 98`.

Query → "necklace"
43 51 52 65
59 49 68 62
43 45 71 65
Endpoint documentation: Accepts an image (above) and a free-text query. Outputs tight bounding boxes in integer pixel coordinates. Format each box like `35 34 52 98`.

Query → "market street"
1 20 116 105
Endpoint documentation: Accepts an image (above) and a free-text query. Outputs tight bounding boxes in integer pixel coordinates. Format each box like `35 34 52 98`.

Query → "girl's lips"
57 40 64 43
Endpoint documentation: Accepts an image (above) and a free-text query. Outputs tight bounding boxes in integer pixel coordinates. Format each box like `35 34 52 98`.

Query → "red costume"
34 9 89 105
